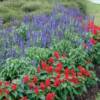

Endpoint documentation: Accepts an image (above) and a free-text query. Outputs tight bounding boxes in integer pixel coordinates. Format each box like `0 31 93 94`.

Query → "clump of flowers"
0 51 97 100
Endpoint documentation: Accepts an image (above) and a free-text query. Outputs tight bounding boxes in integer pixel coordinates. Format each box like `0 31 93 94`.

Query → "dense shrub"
91 43 100 65
21 1 42 12
0 57 36 81
26 47 52 61
0 51 97 100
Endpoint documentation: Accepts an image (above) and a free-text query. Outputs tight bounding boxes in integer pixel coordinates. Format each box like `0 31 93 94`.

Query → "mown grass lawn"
85 0 100 26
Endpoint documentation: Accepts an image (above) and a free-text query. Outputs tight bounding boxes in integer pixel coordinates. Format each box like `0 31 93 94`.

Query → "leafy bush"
21 1 42 12
26 47 52 61
0 57 36 81
91 43 100 65
0 51 97 100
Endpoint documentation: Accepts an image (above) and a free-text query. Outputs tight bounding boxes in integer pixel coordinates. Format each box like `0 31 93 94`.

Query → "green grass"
85 0 100 26
0 0 100 25
96 92 100 100
0 0 86 24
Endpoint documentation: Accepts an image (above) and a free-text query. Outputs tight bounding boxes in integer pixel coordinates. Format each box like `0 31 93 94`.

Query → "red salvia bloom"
88 20 94 30
54 79 60 87
83 70 91 77
45 79 51 87
11 84 17 91
78 66 91 77
0 88 3 95
37 66 41 73
29 82 35 89
78 66 85 72
65 73 69 80
34 87 39 94
55 62 63 73
54 51 60 59
56 62 63 69
90 38 96 45
46 93 55 100
33 76 38 84
23 75 30 83
0 81 2 86
77 72 82 76
70 68 76 78
65 68 69 79
47 66 53 73
40 82 45 91
56 73 61 79
4 81 10 87
41 61 47 70
65 68 69 74
4 89 10 95
70 78 79 84
92 25 97 35
48 57 54 64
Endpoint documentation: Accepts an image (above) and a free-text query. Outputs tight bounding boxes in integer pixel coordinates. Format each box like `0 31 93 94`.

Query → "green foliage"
26 47 52 61
16 23 29 41
0 51 97 100
91 43 100 65
0 0 88 24
68 46 89 66
21 1 42 12
0 57 36 81
52 40 74 53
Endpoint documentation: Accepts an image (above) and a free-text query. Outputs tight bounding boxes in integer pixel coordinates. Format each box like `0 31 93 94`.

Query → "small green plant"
0 57 35 81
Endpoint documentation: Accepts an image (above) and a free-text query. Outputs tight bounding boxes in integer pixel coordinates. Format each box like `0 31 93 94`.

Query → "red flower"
54 79 60 87
0 88 3 95
65 73 69 80
83 70 91 77
11 84 17 91
48 57 54 64
20 96 28 100
41 61 47 70
92 25 97 35
23 75 30 83
34 87 39 94
29 82 35 89
40 82 45 91
4 81 10 87
0 81 2 86
65 68 69 80
45 79 51 87
57 62 63 68
70 78 79 84
56 73 61 79
78 66 91 77
65 68 69 73
33 76 38 84
4 89 10 95
78 66 85 72
54 51 60 59
77 72 82 76
55 63 63 73
90 38 96 45
47 66 53 73
37 66 41 73
70 68 76 78
46 92 55 100
88 20 94 30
